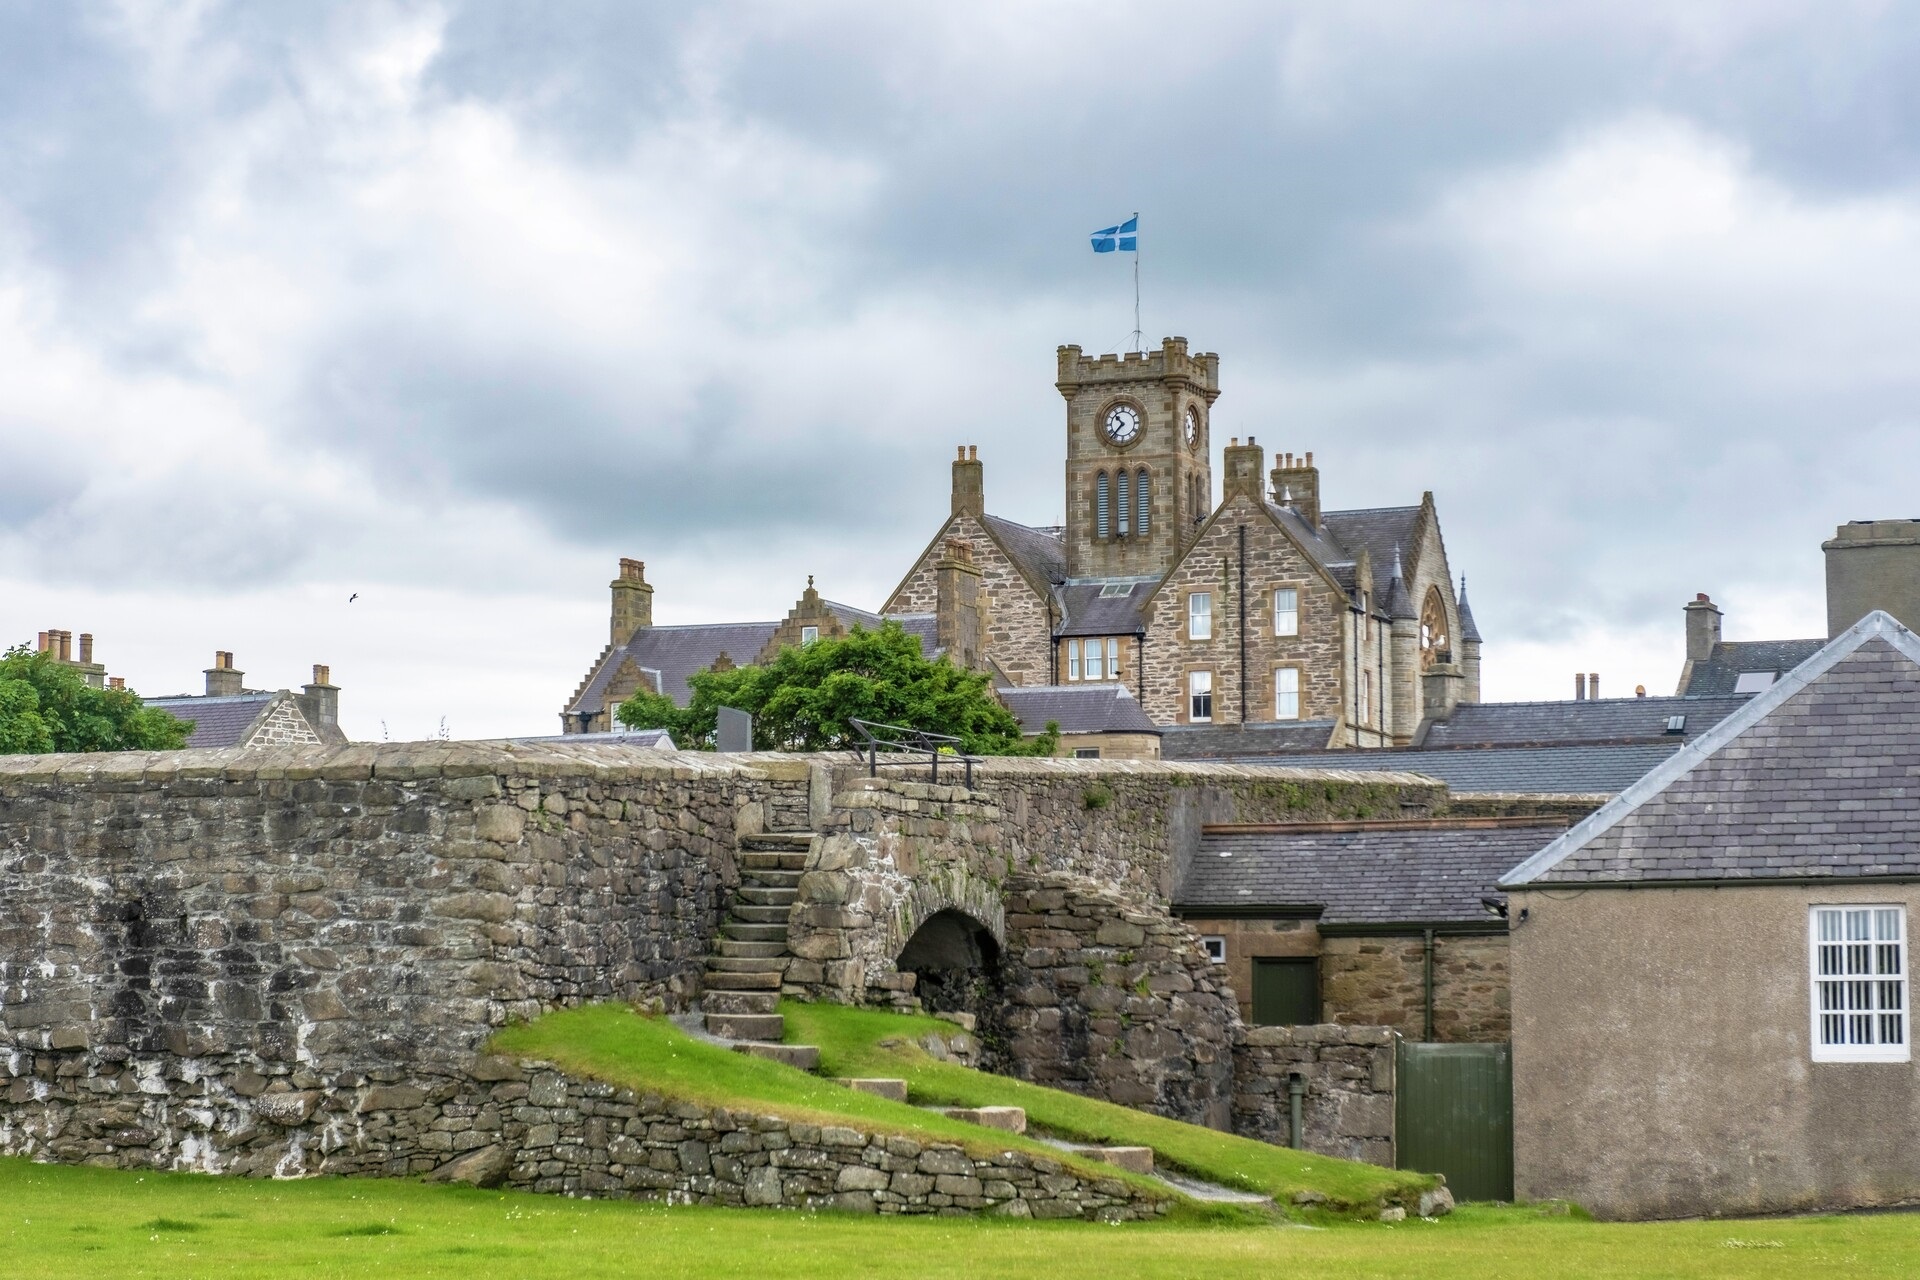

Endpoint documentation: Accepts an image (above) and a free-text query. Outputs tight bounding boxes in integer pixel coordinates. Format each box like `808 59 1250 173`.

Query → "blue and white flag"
1090 215 1138 253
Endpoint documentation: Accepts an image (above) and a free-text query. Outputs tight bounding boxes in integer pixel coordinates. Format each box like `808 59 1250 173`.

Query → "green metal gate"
1395 1041 1513 1202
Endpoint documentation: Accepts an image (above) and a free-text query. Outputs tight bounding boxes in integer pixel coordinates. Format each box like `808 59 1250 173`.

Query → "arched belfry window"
1116 466 1131 536
1095 472 1111 539
1136 470 1151 536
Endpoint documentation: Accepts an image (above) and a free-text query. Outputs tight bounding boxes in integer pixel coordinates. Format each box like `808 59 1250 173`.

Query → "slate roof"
1505 612 1920 887
981 514 1068 588
998 684 1159 735
1680 638 1826 696
571 602 921 712
1160 720 1341 758
1056 581 1151 636
503 728 676 749
143 693 279 749
1179 820 1566 924
1321 506 1423 600
1223 744 1681 796
1419 695 1751 748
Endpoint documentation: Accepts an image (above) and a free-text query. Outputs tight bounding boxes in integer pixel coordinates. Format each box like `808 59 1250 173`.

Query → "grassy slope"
488 1005 1182 1207
781 1001 1432 1210
5 1157 1917 1280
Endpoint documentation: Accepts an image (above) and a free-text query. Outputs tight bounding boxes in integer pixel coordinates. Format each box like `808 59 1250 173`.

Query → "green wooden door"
1250 958 1319 1026
1395 1041 1513 1202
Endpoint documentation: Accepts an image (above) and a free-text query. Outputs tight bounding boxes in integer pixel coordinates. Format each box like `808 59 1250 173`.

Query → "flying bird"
348 593 359 602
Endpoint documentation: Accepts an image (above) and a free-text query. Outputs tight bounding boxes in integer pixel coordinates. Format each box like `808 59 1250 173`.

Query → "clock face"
1103 403 1142 446
1184 405 1202 448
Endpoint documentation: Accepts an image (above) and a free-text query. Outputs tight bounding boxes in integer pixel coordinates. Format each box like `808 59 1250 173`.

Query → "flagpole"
1131 211 1142 353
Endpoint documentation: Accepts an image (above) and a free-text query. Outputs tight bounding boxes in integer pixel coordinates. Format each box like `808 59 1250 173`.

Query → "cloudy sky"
5 2 1918 740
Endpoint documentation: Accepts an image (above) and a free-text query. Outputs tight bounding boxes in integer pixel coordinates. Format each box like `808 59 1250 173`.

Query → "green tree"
617 622 1058 756
0 646 193 755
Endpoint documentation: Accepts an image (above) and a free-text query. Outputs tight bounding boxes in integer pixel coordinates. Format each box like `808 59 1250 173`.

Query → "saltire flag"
1090 216 1138 253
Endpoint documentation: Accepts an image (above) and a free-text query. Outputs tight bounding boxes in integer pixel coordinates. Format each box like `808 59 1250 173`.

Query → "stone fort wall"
0 743 1442 1193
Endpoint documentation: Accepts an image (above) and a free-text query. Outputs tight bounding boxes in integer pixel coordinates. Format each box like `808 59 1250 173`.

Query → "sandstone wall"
1231 1024 1397 1165
0 1045 1163 1220
884 513 1056 687
1321 933 1510 1043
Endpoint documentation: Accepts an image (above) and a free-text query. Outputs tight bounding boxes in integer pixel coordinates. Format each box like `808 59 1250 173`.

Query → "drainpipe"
1287 1071 1307 1150
1237 525 1248 723
1422 928 1436 1042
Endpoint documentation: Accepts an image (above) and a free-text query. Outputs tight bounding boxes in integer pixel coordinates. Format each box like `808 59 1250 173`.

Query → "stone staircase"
703 832 819 1070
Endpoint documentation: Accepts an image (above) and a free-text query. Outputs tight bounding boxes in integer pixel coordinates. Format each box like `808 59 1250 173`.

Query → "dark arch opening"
896 910 1007 1065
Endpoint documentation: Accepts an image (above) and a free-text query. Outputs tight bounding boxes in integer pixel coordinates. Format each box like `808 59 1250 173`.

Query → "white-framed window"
1189 671 1214 723
800 626 819 645
1073 747 1101 759
1274 588 1299 637
1105 637 1121 679
1811 905 1909 1063
1066 639 1082 682
1201 936 1227 964
1189 592 1213 640
1275 667 1300 720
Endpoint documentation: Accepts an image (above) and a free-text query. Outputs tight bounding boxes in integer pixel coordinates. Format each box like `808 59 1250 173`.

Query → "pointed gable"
1504 612 1920 887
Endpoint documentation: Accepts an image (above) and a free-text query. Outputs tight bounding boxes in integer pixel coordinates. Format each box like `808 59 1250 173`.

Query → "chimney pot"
109 677 124 691
1589 673 1600 700
79 633 93 665
36 631 48 653
1636 684 1647 697
1696 592 1710 602
968 445 977 460
1305 451 1313 466
1574 673 1586 700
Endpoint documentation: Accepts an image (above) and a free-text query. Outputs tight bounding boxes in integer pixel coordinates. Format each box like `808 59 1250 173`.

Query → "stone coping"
0 742 1444 788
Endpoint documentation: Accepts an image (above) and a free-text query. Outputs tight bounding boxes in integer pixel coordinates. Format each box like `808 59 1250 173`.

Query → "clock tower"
1057 336 1219 580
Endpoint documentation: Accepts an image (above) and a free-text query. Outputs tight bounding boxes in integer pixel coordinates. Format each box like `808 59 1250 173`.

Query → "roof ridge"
1500 610 1920 887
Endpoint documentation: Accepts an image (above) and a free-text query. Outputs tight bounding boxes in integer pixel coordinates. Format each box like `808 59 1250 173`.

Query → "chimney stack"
109 677 124 691
1684 593 1723 663
610 557 655 648
1270 450 1322 526
301 663 340 735
1823 519 1920 636
205 650 245 697
935 538 986 671
951 444 985 518
1423 661 1466 721
1222 436 1266 502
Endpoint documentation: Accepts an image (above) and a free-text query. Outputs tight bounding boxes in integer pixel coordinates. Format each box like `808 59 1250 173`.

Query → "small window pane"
800 626 819 645
1201 936 1226 964
1189 593 1213 640
1066 639 1080 682
1106 637 1120 679
1274 588 1298 637
1275 668 1300 720
1116 469 1130 535
1190 671 1213 722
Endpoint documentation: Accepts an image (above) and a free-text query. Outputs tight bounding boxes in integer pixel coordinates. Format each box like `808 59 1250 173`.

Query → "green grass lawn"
4 1156 1916 1279
781 1000 1430 1211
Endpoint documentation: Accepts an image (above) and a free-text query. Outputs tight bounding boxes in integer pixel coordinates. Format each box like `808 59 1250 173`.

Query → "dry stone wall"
0 1046 1165 1220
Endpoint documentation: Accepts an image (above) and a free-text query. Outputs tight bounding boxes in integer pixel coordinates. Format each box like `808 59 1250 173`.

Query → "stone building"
144 653 346 749
884 339 1479 745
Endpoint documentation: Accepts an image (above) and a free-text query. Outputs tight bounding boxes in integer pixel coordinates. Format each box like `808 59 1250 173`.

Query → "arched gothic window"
1116 466 1130 536
1095 472 1111 539
1136 470 1150 536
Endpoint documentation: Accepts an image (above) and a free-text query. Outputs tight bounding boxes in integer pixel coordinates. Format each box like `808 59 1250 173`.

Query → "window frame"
1274 666 1301 721
799 626 819 646
1188 591 1213 641
1073 747 1102 760
1274 587 1299 638
1065 639 1081 682
1809 904 1910 1064
1105 637 1121 680
1188 669 1214 723
1201 936 1227 965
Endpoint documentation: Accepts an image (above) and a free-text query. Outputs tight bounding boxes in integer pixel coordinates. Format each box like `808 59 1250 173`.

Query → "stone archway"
894 907 1008 1067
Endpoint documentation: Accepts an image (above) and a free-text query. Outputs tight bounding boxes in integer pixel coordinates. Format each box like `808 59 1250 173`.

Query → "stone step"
740 832 815 850
939 1106 1027 1135
740 851 808 872
833 1078 909 1102
723 921 789 943
733 1043 820 1071
730 903 790 925
714 939 790 959
703 990 779 1016
1070 1145 1154 1175
703 970 783 991
738 886 798 907
741 874 803 895
705 1012 785 1041
704 956 790 974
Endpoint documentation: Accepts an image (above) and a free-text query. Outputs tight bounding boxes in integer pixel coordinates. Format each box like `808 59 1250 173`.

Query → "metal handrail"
847 717 980 789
